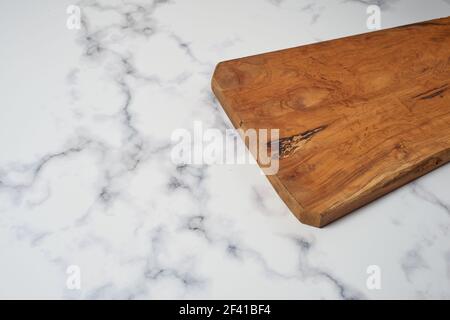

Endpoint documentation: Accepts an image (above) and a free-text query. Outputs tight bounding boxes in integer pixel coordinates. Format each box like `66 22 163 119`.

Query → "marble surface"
1 0 450 299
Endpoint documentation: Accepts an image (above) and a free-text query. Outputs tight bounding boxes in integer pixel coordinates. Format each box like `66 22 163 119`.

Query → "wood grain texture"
211 16 450 227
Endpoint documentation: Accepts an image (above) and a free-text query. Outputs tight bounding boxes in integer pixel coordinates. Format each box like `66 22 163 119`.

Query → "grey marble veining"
0 0 450 299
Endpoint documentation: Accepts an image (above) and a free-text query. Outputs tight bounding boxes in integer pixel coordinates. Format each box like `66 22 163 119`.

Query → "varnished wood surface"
211 16 450 227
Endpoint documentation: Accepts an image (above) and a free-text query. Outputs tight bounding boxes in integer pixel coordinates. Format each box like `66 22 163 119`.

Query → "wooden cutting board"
211 16 450 227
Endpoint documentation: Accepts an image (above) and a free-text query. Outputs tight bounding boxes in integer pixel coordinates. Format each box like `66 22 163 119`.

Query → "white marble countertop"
1 0 450 299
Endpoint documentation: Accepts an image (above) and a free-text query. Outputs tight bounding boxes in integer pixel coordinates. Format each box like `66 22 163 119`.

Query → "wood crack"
413 84 448 100
271 125 327 159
